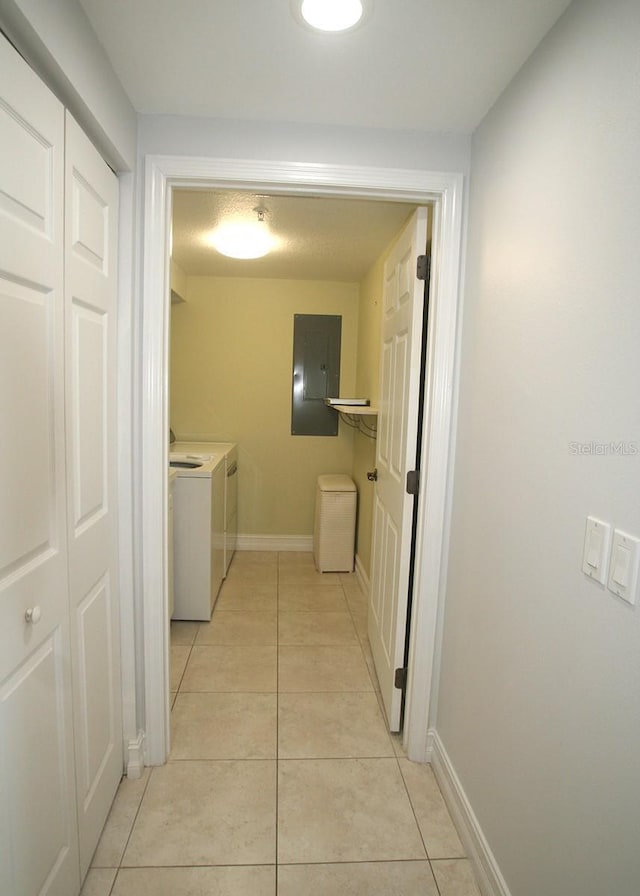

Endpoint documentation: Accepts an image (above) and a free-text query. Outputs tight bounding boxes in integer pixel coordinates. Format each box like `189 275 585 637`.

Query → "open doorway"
166 189 428 736
139 156 464 766
168 189 419 565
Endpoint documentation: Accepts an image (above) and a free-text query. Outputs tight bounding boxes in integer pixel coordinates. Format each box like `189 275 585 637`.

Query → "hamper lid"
317 474 356 492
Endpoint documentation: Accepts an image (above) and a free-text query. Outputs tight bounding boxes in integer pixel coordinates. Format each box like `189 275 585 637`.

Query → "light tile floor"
83 552 481 896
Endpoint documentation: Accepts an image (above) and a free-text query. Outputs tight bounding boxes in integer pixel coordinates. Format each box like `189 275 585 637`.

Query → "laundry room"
168 190 429 587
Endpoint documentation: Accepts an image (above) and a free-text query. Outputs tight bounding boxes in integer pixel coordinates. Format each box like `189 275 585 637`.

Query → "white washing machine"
170 448 227 621
168 468 177 620
224 444 238 573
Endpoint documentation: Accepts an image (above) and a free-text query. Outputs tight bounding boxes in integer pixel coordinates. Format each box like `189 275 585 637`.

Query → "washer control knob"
25 606 42 625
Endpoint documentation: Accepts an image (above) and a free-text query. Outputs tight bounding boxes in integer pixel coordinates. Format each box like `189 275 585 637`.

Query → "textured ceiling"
79 0 571 133
171 190 418 281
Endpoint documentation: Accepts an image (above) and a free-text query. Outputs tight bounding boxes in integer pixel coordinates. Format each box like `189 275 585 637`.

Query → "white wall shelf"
332 404 378 416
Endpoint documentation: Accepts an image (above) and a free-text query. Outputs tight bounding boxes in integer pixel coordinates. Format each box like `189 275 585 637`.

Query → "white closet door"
0 37 80 896
64 112 122 878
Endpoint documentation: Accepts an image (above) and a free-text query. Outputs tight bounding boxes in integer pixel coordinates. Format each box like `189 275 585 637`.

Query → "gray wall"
0 0 136 169
438 1 640 893
138 114 471 176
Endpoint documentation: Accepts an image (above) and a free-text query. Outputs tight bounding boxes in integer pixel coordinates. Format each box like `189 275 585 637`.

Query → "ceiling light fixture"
208 207 277 259
298 0 365 33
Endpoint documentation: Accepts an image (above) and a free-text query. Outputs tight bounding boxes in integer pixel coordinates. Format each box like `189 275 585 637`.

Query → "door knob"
367 468 378 482
24 606 42 624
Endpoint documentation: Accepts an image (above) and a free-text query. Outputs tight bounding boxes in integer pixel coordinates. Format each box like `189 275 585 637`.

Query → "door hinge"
406 469 419 496
416 253 430 282
394 667 407 690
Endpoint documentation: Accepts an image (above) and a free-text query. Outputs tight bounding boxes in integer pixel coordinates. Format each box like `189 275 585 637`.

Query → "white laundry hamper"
313 474 357 572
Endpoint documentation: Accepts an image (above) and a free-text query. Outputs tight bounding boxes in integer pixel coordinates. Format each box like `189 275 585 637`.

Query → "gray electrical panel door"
291 314 341 436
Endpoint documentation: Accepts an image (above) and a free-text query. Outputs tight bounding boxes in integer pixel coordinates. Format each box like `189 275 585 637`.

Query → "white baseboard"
428 730 511 896
354 553 369 595
236 534 313 552
126 731 146 779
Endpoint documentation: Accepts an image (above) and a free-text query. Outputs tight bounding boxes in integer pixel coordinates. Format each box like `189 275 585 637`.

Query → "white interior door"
0 37 80 896
368 207 428 731
64 112 122 878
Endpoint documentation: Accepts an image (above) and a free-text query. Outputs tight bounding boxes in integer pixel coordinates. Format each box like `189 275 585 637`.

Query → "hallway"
82 552 480 895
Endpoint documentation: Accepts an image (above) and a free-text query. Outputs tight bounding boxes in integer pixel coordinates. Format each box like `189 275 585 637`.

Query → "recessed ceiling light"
297 0 366 33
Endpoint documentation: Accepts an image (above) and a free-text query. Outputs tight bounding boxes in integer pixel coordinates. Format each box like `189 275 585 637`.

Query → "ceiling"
171 190 418 280
79 0 571 133
79 0 570 281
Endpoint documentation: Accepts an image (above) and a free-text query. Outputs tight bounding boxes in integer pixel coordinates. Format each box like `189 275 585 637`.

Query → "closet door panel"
0 35 80 896
0 87 56 244
0 633 76 896
70 301 107 534
0 280 57 577
65 112 122 879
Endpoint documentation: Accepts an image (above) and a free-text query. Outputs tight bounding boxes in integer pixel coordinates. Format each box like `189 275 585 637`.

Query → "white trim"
236 534 313 552
125 731 146 780
426 727 437 758
141 158 172 765
403 174 465 762
354 553 370 596
145 155 459 198
116 170 139 762
140 155 464 765
429 730 512 896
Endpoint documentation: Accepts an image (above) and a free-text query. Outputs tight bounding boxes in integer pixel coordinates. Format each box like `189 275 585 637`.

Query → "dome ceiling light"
208 207 278 260
296 0 366 33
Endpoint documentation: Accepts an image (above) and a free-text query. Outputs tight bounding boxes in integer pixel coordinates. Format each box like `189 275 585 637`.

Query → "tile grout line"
109 759 154 888
106 866 117 896
171 623 198 697
395 748 445 894
341 573 393 749
343 567 445 891
98 619 198 893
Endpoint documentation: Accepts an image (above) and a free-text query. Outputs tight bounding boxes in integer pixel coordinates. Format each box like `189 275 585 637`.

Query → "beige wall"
170 210 427 558
170 258 188 302
170 276 358 536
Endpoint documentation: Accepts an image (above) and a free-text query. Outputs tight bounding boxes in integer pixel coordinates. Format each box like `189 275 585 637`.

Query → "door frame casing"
140 155 464 764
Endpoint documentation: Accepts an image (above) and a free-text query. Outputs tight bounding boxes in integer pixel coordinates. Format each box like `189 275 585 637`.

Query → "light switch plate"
607 529 640 606
582 517 611 585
